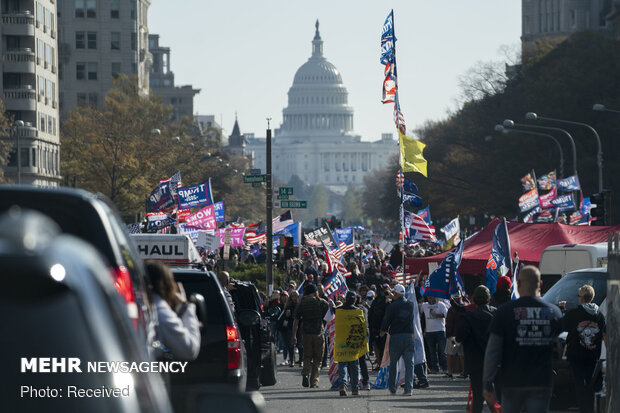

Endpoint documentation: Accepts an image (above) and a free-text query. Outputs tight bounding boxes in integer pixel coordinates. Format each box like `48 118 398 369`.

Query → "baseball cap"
366 290 376 298
393 284 406 295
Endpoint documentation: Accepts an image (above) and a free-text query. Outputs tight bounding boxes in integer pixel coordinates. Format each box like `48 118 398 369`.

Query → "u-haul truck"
131 234 202 265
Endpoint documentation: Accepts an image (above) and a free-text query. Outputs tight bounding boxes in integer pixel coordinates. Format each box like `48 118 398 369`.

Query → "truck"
538 243 607 292
131 234 203 266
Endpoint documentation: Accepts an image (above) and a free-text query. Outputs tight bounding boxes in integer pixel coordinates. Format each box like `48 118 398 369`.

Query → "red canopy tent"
404 217 620 276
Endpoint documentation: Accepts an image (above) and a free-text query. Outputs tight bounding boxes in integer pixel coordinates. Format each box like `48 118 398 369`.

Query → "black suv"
0 185 155 345
230 280 278 390
0 210 172 412
170 269 247 396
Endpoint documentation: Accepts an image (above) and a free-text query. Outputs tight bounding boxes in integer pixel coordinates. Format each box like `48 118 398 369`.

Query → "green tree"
307 183 328 222
342 183 363 224
0 100 13 183
361 154 401 225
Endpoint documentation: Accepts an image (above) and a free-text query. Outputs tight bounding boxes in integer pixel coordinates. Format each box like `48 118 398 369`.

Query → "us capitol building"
240 21 397 195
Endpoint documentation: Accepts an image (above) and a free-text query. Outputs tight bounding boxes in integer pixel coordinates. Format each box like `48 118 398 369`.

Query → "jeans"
414 362 428 384
359 356 369 384
388 333 415 394
279 329 294 362
501 387 552 413
425 331 447 371
338 360 360 390
570 358 596 413
301 334 324 386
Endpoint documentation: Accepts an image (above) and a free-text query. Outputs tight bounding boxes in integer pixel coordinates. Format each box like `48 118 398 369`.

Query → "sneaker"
280 361 289 366
310 384 318 388
388 389 397 395
302 376 309 388
413 381 429 389
340 387 348 396
288 361 294 367
352 389 360 396
361 382 370 390
457 373 468 379
444 373 454 379
403 391 413 396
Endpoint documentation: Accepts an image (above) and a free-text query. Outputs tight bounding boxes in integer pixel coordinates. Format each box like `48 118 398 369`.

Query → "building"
1 0 61 186
246 21 397 194
149 34 199 120
56 0 152 115
522 0 620 52
224 115 249 158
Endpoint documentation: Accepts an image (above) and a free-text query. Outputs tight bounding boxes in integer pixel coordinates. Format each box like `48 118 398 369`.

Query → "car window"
542 272 607 306
175 275 229 324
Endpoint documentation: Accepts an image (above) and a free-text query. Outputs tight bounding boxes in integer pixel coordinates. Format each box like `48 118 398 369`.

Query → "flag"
177 180 215 209
557 174 581 192
511 256 520 300
520 171 536 192
127 223 141 234
382 64 396 104
539 187 557 209
484 219 512 295
324 269 348 300
394 105 407 136
519 188 539 212
440 217 460 245
310 247 321 270
395 170 404 190
537 170 557 191
322 240 351 277
416 207 431 225
168 171 182 198
273 210 294 233
399 132 427 177
402 207 436 242
362 251 373 263
421 240 465 299
147 179 175 212
380 10 395 64
249 245 261 258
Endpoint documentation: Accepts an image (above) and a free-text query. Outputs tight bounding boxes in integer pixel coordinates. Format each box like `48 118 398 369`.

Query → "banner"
334 309 369 363
402 208 436 242
275 222 301 246
304 226 334 247
148 179 175 212
176 208 191 222
550 193 576 212
214 201 225 222
421 240 465 299
440 217 460 244
523 206 541 223
216 228 246 248
484 219 512 295
196 231 220 251
185 205 217 230
538 187 557 209
536 209 555 223
146 212 175 231
324 269 348 300
537 171 557 191
519 188 539 212
416 207 431 225
521 171 536 192
334 227 353 245
177 180 214 209
399 133 427 177
557 174 581 192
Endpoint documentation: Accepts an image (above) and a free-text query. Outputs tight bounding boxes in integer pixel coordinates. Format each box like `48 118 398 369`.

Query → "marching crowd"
242 243 606 413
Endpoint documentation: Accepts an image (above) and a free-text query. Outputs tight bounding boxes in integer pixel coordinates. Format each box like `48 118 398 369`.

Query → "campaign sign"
557 174 580 192
146 212 175 231
538 188 557 210
185 205 217 230
148 179 175 211
523 206 541 223
177 180 214 209
176 208 191 222
216 228 246 248
551 194 576 212
334 228 353 245
214 201 225 222
519 189 538 212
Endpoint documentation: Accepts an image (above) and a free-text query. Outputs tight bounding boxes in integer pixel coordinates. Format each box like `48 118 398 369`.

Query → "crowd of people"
242 242 606 413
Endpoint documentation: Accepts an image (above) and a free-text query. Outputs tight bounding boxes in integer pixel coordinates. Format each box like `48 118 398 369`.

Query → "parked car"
0 185 156 345
170 269 247 398
539 243 607 293
230 280 278 390
0 209 172 412
542 267 607 409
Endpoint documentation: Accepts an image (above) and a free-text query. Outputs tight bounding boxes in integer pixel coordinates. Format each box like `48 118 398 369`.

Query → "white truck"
131 234 203 265
539 243 607 292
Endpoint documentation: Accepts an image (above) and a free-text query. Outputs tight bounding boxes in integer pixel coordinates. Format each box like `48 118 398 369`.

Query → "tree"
0 100 13 183
341 183 363 224
361 154 401 226
307 183 328 222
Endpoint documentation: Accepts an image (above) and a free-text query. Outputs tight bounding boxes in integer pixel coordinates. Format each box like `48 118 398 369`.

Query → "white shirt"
422 301 448 333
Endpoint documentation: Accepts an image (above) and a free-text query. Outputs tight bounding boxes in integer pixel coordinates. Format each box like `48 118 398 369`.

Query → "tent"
404 217 620 276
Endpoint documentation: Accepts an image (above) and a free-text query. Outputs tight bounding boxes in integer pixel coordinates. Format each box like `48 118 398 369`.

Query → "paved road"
262 353 470 412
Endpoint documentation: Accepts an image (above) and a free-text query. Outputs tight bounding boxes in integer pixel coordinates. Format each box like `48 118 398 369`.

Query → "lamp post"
494 124 565 178
503 119 577 177
593 103 620 114
525 112 603 192
14 120 24 184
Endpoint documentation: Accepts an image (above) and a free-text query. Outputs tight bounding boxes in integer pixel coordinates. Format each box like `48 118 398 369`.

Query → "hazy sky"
149 1 521 141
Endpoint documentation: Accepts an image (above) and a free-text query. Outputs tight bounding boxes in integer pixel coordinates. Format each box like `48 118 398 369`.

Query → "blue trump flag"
421 240 465 299
484 219 512 295
417 207 431 225
324 269 348 300
177 180 214 209
214 201 225 222
275 222 301 246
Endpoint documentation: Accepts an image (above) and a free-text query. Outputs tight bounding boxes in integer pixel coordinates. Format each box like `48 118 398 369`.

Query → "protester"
288 290 303 365
456 286 496 413
421 295 449 374
217 270 236 316
292 284 329 388
483 266 562 413
490 275 512 308
277 291 296 367
368 286 389 367
146 261 201 361
355 293 371 390
380 284 415 396
445 296 466 379
560 285 606 413
335 291 367 396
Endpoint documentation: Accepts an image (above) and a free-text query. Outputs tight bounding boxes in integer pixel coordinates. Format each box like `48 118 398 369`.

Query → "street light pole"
14 120 24 184
503 119 577 177
593 103 620 115
495 124 565 178
266 118 273 295
525 112 603 192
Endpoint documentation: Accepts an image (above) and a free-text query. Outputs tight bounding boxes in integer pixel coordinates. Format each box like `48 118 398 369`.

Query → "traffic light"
590 192 607 226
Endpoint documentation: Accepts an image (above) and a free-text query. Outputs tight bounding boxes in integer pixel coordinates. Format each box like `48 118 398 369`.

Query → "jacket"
154 294 201 361
456 304 496 375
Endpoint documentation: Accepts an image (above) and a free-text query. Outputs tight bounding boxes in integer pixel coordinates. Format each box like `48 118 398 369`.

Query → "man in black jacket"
560 285 606 413
456 286 496 413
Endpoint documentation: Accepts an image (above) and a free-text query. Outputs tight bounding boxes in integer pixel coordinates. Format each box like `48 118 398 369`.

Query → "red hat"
496 275 512 291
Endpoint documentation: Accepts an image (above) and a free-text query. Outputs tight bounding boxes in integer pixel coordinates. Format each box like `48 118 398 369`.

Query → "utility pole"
607 233 620 412
266 119 273 295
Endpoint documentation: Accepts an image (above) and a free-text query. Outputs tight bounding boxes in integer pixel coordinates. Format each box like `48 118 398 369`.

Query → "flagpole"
266 120 273 295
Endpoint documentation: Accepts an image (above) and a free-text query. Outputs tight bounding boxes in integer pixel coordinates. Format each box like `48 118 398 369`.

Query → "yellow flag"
399 132 427 177
334 309 369 362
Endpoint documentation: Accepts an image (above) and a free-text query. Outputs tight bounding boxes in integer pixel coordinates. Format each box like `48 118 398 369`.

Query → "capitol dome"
278 20 355 140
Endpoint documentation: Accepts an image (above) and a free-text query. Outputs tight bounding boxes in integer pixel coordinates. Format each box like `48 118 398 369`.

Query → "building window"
111 32 120 50
47 116 53 134
44 8 51 30
45 44 53 66
110 0 119 18
570 9 576 28
131 32 137 51
37 3 44 26
130 1 136 19
37 39 44 62
87 32 97 49
75 31 85 49
74 0 84 18
20 148 29 167
46 79 53 100
76 62 86 80
111 62 121 77
32 148 36 167
87 62 97 80
86 0 96 18
88 93 98 106
40 113 46 132
38 76 45 99
77 93 87 105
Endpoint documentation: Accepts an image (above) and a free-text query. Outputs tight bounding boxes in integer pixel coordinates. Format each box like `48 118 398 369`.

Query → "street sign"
279 200 307 209
277 195 289 200
252 182 262 187
274 187 294 196
250 168 261 175
244 174 266 183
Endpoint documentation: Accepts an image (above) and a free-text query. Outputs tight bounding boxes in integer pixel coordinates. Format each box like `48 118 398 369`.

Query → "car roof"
565 267 608 275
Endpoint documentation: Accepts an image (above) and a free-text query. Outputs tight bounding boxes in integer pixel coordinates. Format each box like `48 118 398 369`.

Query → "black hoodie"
456 304 496 375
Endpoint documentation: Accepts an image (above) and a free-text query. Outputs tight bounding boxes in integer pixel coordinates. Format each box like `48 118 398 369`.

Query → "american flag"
126 223 141 234
310 247 321 270
273 210 294 233
382 63 396 104
396 170 404 190
323 241 351 277
406 211 436 241
169 171 182 197
326 310 339 388
246 231 266 245
394 104 406 135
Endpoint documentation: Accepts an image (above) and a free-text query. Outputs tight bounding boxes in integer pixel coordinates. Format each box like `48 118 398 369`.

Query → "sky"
149 1 521 141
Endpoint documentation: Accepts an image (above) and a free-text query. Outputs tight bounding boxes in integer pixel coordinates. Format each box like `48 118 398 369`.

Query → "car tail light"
226 324 241 370
113 266 138 328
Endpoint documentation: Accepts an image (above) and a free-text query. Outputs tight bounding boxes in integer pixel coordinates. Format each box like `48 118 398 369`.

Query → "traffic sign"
277 195 289 200
252 182 262 187
278 200 307 209
250 168 262 175
274 187 294 196
244 174 266 183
